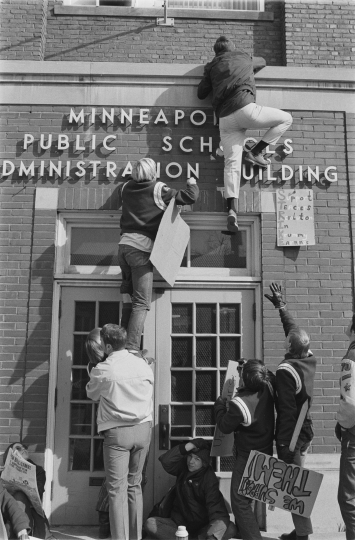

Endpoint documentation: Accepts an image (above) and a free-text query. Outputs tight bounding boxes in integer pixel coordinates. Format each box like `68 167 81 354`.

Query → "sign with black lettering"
276 189 315 247
238 451 323 518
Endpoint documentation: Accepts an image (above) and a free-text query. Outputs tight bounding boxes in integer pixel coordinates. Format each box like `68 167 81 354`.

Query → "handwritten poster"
238 451 323 519
210 360 239 457
276 189 315 247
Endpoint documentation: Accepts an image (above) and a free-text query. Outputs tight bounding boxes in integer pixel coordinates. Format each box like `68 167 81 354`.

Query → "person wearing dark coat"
0 479 30 539
2 443 55 540
265 283 317 540
214 359 276 540
144 439 237 540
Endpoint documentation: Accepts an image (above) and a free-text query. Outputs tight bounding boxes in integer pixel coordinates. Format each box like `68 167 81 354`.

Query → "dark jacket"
158 444 229 535
197 49 266 118
118 178 199 240
275 309 317 446
337 340 355 431
214 376 276 458
0 480 30 536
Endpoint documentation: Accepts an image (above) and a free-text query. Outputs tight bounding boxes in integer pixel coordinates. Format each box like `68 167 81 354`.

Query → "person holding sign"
214 359 276 540
197 36 292 233
265 283 317 540
145 438 237 540
335 314 355 540
118 158 199 357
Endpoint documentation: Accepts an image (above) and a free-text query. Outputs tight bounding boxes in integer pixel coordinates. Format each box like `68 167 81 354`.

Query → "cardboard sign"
238 451 323 519
150 199 190 287
276 189 315 247
210 360 240 457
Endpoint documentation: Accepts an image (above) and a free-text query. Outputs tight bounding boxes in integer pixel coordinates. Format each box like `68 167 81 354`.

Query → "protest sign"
210 360 240 457
2 449 44 516
276 189 315 247
150 198 190 287
238 451 323 519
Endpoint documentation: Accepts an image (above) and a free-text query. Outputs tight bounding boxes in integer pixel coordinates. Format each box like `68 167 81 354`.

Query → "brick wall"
285 0 355 67
0 104 352 452
0 0 44 61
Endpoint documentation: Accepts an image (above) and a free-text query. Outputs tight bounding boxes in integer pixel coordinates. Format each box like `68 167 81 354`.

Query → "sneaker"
227 210 239 233
244 150 270 168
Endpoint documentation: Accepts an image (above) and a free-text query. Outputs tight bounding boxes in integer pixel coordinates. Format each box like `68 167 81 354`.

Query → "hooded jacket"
158 444 230 535
86 349 154 432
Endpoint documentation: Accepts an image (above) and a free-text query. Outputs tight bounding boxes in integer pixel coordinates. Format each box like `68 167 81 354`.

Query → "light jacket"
86 349 154 432
337 341 355 430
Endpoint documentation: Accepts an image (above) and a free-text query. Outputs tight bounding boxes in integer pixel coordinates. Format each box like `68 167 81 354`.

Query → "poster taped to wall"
210 360 240 457
238 450 323 519
150 199 190 287
276 189 315 247
2 448 44 516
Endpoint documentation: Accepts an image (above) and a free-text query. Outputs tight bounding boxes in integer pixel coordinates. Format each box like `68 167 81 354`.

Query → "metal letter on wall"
276 189 315 247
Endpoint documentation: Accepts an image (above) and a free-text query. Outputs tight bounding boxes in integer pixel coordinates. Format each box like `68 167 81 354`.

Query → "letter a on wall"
210 360 240 457
150 199 190 287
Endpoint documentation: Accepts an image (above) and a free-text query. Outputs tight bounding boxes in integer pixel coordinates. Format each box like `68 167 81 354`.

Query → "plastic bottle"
175 525 188 540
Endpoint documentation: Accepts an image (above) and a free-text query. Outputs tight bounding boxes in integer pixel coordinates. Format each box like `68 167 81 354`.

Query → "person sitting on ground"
264 282 316 540
145 438 237 540
0 479 30 540
2 443 55 540
214 359 276 540
118 157 199 358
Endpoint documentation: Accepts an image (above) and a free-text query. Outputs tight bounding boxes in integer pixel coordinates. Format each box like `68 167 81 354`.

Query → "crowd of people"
0 34 354 540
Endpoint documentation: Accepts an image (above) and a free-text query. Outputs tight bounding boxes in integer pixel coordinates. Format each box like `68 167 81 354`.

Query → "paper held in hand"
238 450 323 519
2 448 44 516
150 198 190 287
210 360 240 457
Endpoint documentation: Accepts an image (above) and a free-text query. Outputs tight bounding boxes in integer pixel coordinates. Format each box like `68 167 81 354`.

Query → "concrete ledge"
54 5 274 21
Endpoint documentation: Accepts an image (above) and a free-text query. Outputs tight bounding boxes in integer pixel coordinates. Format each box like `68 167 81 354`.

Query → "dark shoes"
280 530 309 540
244 150 270 168
227 209 239 233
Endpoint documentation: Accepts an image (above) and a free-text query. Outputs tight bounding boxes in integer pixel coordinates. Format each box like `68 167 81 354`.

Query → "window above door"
56 212 261 280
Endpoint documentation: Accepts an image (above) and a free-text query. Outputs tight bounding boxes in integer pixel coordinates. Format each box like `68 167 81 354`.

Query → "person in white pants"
198 36 293 233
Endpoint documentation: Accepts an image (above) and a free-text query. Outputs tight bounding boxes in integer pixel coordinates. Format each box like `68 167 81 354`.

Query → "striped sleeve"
277 363 302 394
231 397 252 426
153 181 169 211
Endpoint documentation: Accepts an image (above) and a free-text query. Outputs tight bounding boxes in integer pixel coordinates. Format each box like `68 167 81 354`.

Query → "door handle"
159 404 170 450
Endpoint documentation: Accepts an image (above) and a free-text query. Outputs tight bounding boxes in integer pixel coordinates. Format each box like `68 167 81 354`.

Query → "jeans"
219 103 293 199
231 453 263 540
103 421 152 540
145 516 237 540
118 245 154 351
277 430 313 537
338 429 355 540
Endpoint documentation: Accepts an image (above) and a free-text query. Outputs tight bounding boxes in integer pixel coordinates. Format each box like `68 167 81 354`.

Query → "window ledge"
54 5 273 21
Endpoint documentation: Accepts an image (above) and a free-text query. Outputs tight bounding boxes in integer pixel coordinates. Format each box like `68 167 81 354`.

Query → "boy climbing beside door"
118 157 199 357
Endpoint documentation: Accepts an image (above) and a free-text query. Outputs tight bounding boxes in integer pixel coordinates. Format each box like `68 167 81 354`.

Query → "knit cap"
188 443 211 467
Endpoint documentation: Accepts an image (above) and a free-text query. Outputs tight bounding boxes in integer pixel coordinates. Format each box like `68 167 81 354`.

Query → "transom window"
62 0 264 11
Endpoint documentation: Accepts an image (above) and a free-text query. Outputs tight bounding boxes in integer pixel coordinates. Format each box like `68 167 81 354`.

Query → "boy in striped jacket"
214 359 276 540
265 282 317 540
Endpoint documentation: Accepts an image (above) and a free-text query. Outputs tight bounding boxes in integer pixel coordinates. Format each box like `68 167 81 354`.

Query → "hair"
242 359 270 392
3 442 28 465
132 158 156 182
288 329 310 358
85 327 106 364
214 36 235 54
100 324 127 351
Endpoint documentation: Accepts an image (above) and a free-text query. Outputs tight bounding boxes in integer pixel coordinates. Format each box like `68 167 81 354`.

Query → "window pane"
220 370 227 394
190 230 246 268
70 403 92 435
69 439 91 470
171 405 192 426
171 371 192 402
99 302 120 327
70 228 120 266
169 0 261 9
172 304 192 334
75 302 95 332
196 371 216 401
220 456 235 472
220 305 240 334
196 426 214 436
171 426 193 437
172 337 193 367
73 335 89 366
196 405 214 425
220 337 241 366
196 337 216 367
93 438 105 471
196 304 216 334
71 369 90 400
